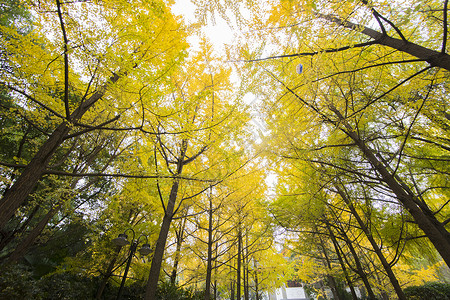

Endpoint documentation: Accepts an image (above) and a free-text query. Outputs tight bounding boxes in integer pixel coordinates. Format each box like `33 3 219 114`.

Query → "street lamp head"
112 233 130 247
138 243 152 256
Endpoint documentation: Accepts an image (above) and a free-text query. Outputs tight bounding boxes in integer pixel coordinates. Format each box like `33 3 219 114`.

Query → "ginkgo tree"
0 0 188 230
2 0 449 298
236 0 450 274
139 41 254 299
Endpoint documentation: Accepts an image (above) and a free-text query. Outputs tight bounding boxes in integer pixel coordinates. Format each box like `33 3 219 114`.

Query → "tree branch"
43 169 218 182
317 13 450 71
444 0 449 53
55 0 70 119
245 40 377 63
63 115 121 139
5 84 66 120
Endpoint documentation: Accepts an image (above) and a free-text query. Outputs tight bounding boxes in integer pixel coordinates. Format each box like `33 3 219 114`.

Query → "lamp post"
113 228 152 300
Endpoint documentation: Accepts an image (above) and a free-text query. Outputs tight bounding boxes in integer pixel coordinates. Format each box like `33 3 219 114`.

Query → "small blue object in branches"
296 63 303 74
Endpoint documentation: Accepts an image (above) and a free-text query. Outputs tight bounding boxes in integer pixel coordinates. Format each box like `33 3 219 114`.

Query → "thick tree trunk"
144 177 181 300
329 106 450 268
0 74 120 230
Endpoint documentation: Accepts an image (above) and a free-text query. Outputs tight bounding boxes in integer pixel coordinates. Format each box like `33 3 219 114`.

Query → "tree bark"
339 226 377 300
329 105 450 268
0 73 120 230
335 185 406 300
170 215 187 285
6 203 62 263
244 234 249 300
96 245 122 299
317 13 450 71
317 233 341 300
144 176 181 300
144 140 188 300
327 224 359 300
230 280 235 300
254 263 259 300
237 223 242 300
0 205 39 252
5 146 106 263
204 196 214 300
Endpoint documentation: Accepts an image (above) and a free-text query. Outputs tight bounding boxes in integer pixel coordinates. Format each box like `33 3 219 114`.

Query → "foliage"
0 264 40 300
0 0 32 33
1 0 450 298
156 281 204 300
0 266 97 300
404 282 450 300
0 265 205 300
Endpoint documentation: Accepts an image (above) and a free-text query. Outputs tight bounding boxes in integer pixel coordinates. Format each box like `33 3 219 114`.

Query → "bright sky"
171 0 235 52
171 0 279 195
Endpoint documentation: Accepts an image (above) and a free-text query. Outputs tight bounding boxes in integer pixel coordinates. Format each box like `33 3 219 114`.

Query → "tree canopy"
0 0 449 299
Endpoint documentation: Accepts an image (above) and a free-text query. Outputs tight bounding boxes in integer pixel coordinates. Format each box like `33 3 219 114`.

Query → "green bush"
0 265 40 300
0 265 205 300
404 282 450 300
0 267 98 300
0 262 205 300
155 281 204 300
38 272 98 300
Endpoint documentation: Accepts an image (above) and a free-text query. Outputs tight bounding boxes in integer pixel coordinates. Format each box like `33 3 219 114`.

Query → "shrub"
404 282 450 300
0 265 40 300
156 281 204 300
38 272 97 300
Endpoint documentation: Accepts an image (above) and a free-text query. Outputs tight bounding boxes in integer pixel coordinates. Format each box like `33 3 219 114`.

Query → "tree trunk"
170 214 187 285
6 203 62 263
144 177 181 300
335 185 406 300
230 280 235 300
96 245 122 299
0 73 120 230
316 230 341 300
5 149 105 263
144 140 187 300
254 265 259 300
244 234 249 300
237 223 242 300
327 224 359 300
343 233 377 300
329 105 450 268
204 197 214 300
326 219 377 300
317 13 450 72
0 205 39 252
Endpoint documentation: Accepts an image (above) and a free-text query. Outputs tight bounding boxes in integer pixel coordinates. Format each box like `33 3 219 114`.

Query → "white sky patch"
171 0 235 52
